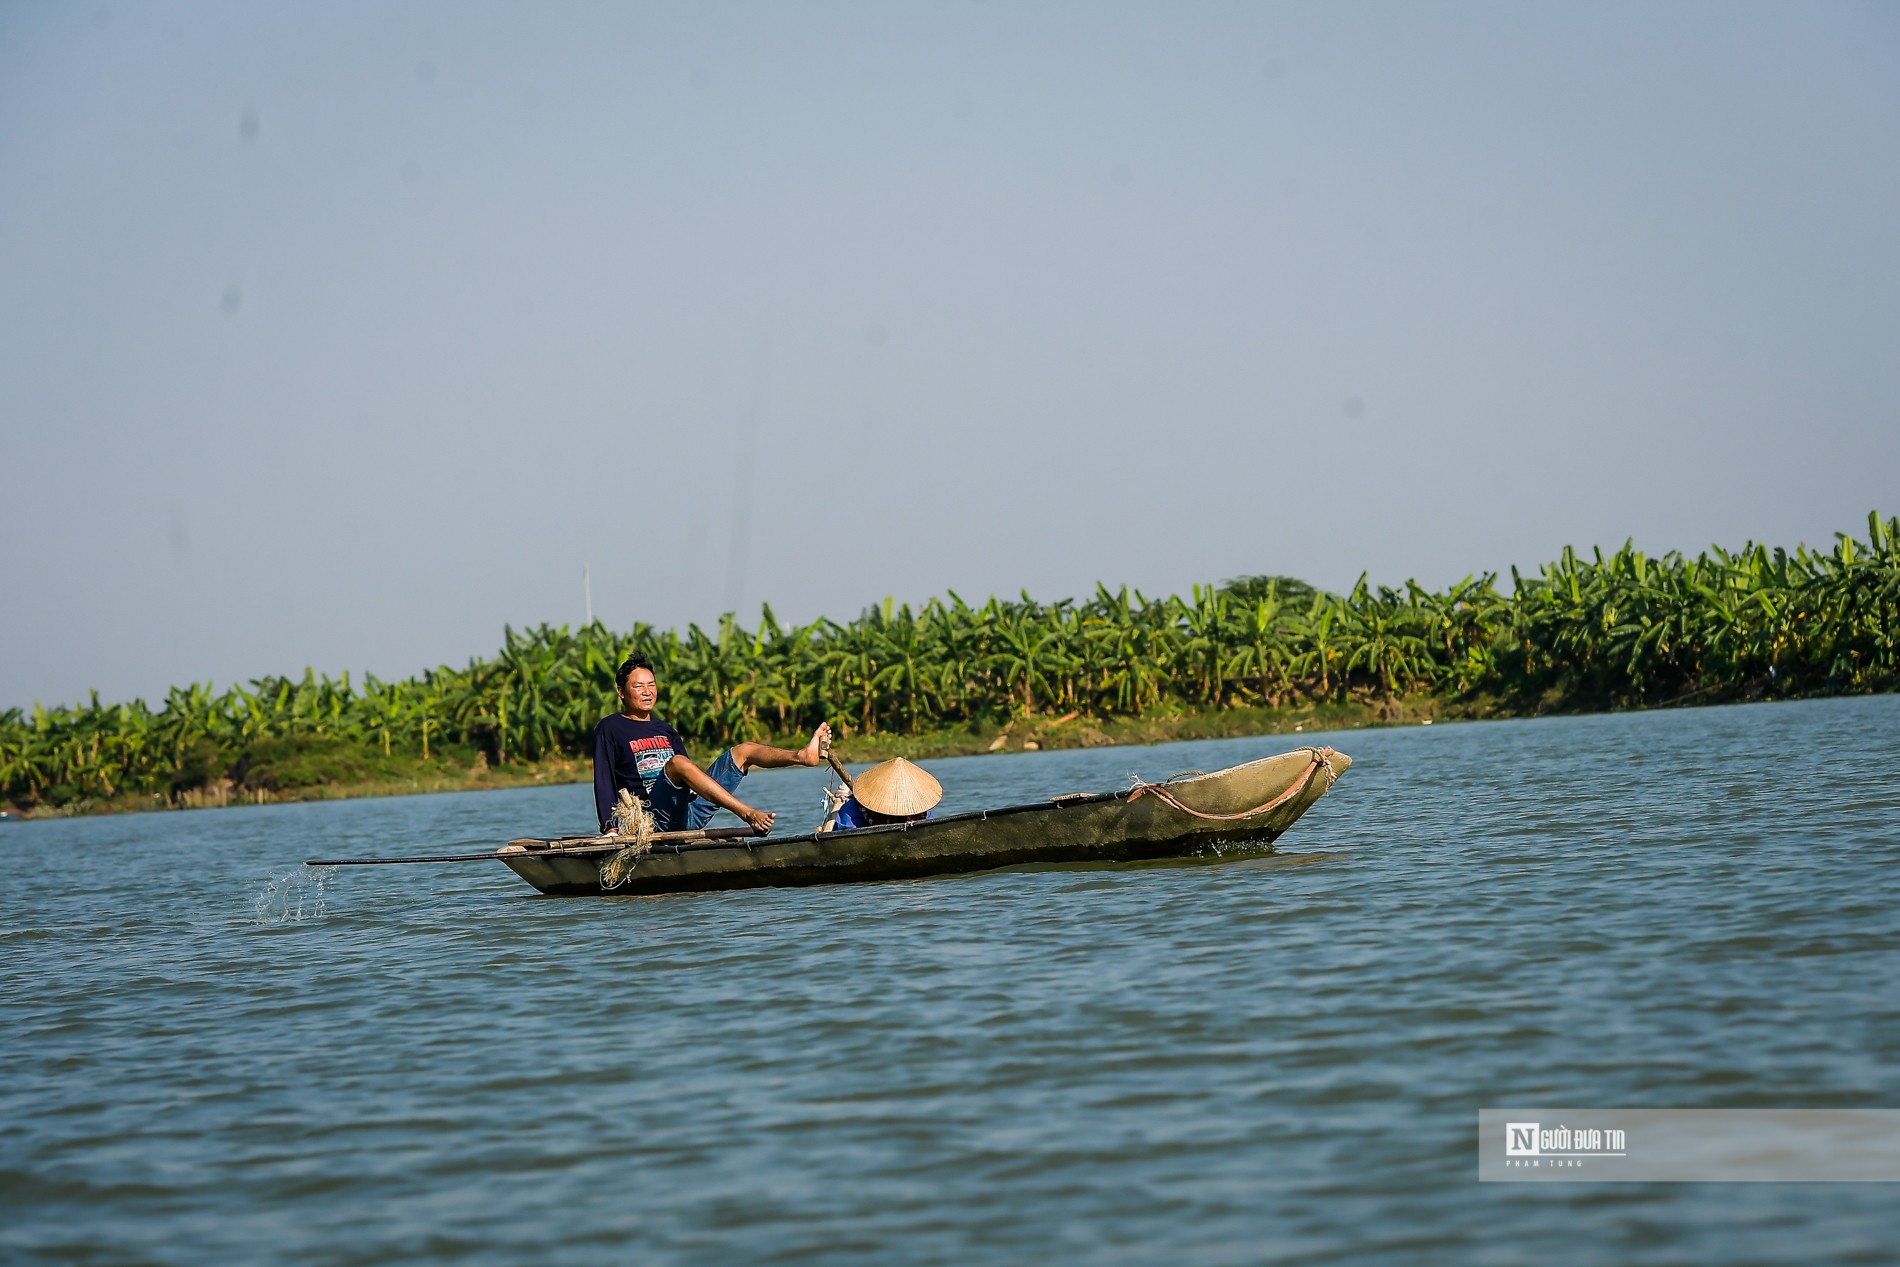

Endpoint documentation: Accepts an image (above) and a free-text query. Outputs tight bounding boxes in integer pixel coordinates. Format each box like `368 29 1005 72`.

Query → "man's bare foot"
801 722 833 767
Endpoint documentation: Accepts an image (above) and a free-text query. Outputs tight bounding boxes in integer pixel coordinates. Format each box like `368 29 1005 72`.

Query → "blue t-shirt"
592 713 687 831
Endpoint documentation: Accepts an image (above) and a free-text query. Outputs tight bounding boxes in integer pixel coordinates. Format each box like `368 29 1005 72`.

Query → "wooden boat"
493 746 1350 897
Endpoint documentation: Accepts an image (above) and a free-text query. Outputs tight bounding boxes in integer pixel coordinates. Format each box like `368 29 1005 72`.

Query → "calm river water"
3 696 1897 1264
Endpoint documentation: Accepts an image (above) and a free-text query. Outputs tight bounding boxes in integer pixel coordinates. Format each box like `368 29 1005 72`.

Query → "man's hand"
739 805 776 835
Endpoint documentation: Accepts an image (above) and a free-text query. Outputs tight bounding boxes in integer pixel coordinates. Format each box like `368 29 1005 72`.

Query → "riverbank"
9 696 1446 820
1 684 1766 822
821 695 1439 760
13 671 1881 825
4 749 592 821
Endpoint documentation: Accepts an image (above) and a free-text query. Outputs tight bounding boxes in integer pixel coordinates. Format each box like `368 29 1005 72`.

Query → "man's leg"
643 772 693 833
729 723 832 774
684 750 748 831
662 753 776 834
687 724 833 829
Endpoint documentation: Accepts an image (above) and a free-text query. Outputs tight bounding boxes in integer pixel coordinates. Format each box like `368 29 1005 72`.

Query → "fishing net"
1124 747 1337 821
599 789 656 890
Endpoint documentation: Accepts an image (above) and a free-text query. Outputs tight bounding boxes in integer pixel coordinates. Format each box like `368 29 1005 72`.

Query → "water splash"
253 865 335 924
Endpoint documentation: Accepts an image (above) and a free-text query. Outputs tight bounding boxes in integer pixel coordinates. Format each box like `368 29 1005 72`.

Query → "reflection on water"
2 695 1897 1265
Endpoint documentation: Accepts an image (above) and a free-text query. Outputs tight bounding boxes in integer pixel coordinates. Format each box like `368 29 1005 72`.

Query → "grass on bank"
11 739 588 819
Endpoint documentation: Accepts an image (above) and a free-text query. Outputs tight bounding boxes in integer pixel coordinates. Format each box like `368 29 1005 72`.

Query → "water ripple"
1 697 1897 1264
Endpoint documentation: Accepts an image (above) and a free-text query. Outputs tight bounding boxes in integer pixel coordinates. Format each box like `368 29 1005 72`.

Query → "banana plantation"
4 514 1895 813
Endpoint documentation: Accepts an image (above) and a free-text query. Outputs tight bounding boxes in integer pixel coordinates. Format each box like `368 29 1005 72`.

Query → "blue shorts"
644 749 746 833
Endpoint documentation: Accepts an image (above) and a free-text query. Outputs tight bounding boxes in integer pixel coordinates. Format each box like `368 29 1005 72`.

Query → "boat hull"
497 746 1350 897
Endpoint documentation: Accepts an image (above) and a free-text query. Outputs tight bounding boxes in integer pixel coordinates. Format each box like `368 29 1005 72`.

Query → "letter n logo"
1506 1123 1540 1156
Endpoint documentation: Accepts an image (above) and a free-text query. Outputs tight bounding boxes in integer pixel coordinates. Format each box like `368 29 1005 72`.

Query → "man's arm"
592 724 617 833
665 754 775 834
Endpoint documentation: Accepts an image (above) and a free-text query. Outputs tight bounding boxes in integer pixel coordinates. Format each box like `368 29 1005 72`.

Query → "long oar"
306 825 758 867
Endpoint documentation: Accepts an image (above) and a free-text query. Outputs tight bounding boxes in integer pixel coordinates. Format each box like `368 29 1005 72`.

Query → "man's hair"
616 654 655 692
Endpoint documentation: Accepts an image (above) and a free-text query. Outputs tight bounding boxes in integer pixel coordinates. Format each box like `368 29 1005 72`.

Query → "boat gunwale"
506 787 1134 858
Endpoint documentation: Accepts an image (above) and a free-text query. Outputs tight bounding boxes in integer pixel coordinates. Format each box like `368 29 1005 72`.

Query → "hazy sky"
3 2 1897 712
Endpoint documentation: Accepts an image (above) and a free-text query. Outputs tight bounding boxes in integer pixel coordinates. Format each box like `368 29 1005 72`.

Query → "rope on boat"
599 790 658 890
1126 747 1337 823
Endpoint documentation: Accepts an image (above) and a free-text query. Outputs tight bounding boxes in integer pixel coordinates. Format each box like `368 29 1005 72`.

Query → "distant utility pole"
584 563 593 625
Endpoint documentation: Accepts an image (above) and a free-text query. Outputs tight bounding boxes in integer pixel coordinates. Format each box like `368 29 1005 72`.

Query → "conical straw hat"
852 757 943 817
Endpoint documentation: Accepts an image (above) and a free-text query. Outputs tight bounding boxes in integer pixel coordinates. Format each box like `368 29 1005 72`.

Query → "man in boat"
592 655 831 836
822 757 943 831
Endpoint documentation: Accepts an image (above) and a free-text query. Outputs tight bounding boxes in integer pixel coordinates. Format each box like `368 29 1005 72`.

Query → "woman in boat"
826 757 943 831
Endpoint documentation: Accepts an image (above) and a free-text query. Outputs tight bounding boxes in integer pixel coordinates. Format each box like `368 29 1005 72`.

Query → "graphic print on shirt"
629 734 678 793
